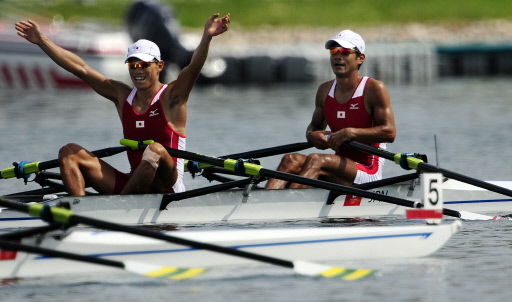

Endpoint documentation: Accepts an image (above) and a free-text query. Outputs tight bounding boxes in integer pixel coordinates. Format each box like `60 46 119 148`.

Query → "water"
1 78 511 301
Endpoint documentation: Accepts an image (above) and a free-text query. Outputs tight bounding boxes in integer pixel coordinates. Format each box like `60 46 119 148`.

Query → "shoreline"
187 19 512 46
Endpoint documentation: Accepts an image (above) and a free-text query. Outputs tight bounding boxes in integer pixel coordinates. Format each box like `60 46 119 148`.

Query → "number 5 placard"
422 173 443 224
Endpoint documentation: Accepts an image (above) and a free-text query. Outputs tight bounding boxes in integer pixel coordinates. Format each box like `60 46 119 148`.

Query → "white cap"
125 39 161 63
324 30 365 54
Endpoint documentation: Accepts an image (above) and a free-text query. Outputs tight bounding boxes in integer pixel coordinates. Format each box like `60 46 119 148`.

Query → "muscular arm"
163 13 230 133
305 81 331 150
15 20 129 104
328 79 396 151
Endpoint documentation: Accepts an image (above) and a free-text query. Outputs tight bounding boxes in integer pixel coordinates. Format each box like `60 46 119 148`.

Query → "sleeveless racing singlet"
323 76 386 167
122 84 186 192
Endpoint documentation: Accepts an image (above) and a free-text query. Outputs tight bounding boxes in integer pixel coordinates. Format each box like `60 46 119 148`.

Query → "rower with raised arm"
265 29 396 189
15 13 231 196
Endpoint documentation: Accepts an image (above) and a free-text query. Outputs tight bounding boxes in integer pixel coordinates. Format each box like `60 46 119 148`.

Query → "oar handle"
1 146 131 180
120 139 154 150
0 161 42 179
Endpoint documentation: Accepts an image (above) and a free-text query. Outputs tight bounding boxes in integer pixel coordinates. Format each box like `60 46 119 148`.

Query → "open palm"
205 13 231 37
15 20 43 44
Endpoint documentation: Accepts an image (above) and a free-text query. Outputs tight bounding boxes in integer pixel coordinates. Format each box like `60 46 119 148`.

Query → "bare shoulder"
318 79 335 92
316 80 334 98
364 77 390 102
92 78 132 106
365 77 387 92
112 79 132 96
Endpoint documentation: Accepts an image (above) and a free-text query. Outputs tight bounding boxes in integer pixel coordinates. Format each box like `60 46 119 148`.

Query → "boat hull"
1 179 511 228
0 221 461 279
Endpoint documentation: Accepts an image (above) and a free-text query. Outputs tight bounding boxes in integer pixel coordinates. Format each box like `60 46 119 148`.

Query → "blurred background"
2 0 512 87
1 0 512 194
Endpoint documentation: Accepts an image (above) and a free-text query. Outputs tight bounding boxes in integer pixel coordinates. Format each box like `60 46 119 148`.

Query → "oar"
0 146 130 179
0 198 376 281
0 238 206 280
344 140 512 198
184 141 313 172
0 224 64 240
222 142 312 159
151 146 503 220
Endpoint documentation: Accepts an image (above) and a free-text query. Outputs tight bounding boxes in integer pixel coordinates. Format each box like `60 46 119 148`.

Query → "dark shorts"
113 170 131 195
113 169 176 194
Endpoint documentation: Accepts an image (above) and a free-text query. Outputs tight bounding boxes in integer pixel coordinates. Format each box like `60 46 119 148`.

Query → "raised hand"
15 20 44 45
204 13 231 37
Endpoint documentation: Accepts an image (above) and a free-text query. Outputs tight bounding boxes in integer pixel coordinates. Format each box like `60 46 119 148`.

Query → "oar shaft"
166 147 408 204
344 140 394 160
0 238 124 269
345 140 512 198
0 224 63 240
75 215 294 269
259 169 418 209
417 163 512 196
161 147 464 218
0 198 293 269
221 142 312 160
185 142 313 172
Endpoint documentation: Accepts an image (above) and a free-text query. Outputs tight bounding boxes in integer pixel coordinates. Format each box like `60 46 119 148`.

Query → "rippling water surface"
0 78 511 301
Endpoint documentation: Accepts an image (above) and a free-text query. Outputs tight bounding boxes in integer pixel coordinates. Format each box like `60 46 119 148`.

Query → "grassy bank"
3 0 512 30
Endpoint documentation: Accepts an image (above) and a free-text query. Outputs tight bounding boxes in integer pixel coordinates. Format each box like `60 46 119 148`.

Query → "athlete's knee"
142 143 164 170
58 143 84 159
277 153 305 173
280 153 304 166
304 153 323 165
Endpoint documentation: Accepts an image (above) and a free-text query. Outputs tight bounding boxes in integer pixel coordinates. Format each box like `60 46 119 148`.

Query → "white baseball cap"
125 39 161 62
324 30 365 54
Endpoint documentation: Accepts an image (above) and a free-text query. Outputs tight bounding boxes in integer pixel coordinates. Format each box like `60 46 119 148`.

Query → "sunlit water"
0 78 511 301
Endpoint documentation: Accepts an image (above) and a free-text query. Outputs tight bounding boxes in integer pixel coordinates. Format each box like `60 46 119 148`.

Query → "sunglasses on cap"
126 61 158 69
329 47 358 55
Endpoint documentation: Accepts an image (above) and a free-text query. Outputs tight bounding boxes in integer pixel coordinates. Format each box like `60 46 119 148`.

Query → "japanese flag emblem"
136 121 145 128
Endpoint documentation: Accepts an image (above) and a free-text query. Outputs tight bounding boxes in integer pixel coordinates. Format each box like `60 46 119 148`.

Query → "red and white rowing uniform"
323 76 386 184
115 84 186 193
